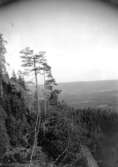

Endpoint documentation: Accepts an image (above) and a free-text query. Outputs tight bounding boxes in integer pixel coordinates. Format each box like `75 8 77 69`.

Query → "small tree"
11 70 17 81
17 70 26 90
45 69 61 106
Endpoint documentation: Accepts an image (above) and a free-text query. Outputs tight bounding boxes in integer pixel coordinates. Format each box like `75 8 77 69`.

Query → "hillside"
58 80 118 109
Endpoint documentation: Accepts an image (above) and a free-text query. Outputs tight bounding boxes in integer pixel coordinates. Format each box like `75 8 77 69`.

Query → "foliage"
0 34 7 97
0 34 6 73
35 103 118 167
0 36 117 167
1 70 116 167
0 105 10 159
0 70 35 163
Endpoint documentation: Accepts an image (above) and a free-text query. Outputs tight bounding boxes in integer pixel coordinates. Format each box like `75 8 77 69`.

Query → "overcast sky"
0 0 118 82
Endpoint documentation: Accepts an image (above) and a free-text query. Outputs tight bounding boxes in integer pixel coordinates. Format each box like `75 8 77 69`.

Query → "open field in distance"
58 80 118 109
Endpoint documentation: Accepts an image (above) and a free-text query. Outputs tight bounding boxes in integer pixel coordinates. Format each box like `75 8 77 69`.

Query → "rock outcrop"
81 145 99 167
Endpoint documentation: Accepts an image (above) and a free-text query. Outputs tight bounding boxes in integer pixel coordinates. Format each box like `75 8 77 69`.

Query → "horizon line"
58 79 118 84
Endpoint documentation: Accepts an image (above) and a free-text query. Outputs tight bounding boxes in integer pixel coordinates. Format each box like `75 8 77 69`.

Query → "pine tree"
17 70 26 90
20 47 46 166
45 69 61 105
20 47 46 113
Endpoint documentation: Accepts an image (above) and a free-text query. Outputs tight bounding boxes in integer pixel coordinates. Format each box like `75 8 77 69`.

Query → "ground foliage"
0 70 118 167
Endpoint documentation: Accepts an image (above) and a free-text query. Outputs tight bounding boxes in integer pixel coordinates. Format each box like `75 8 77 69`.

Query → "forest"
0 33 118 167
